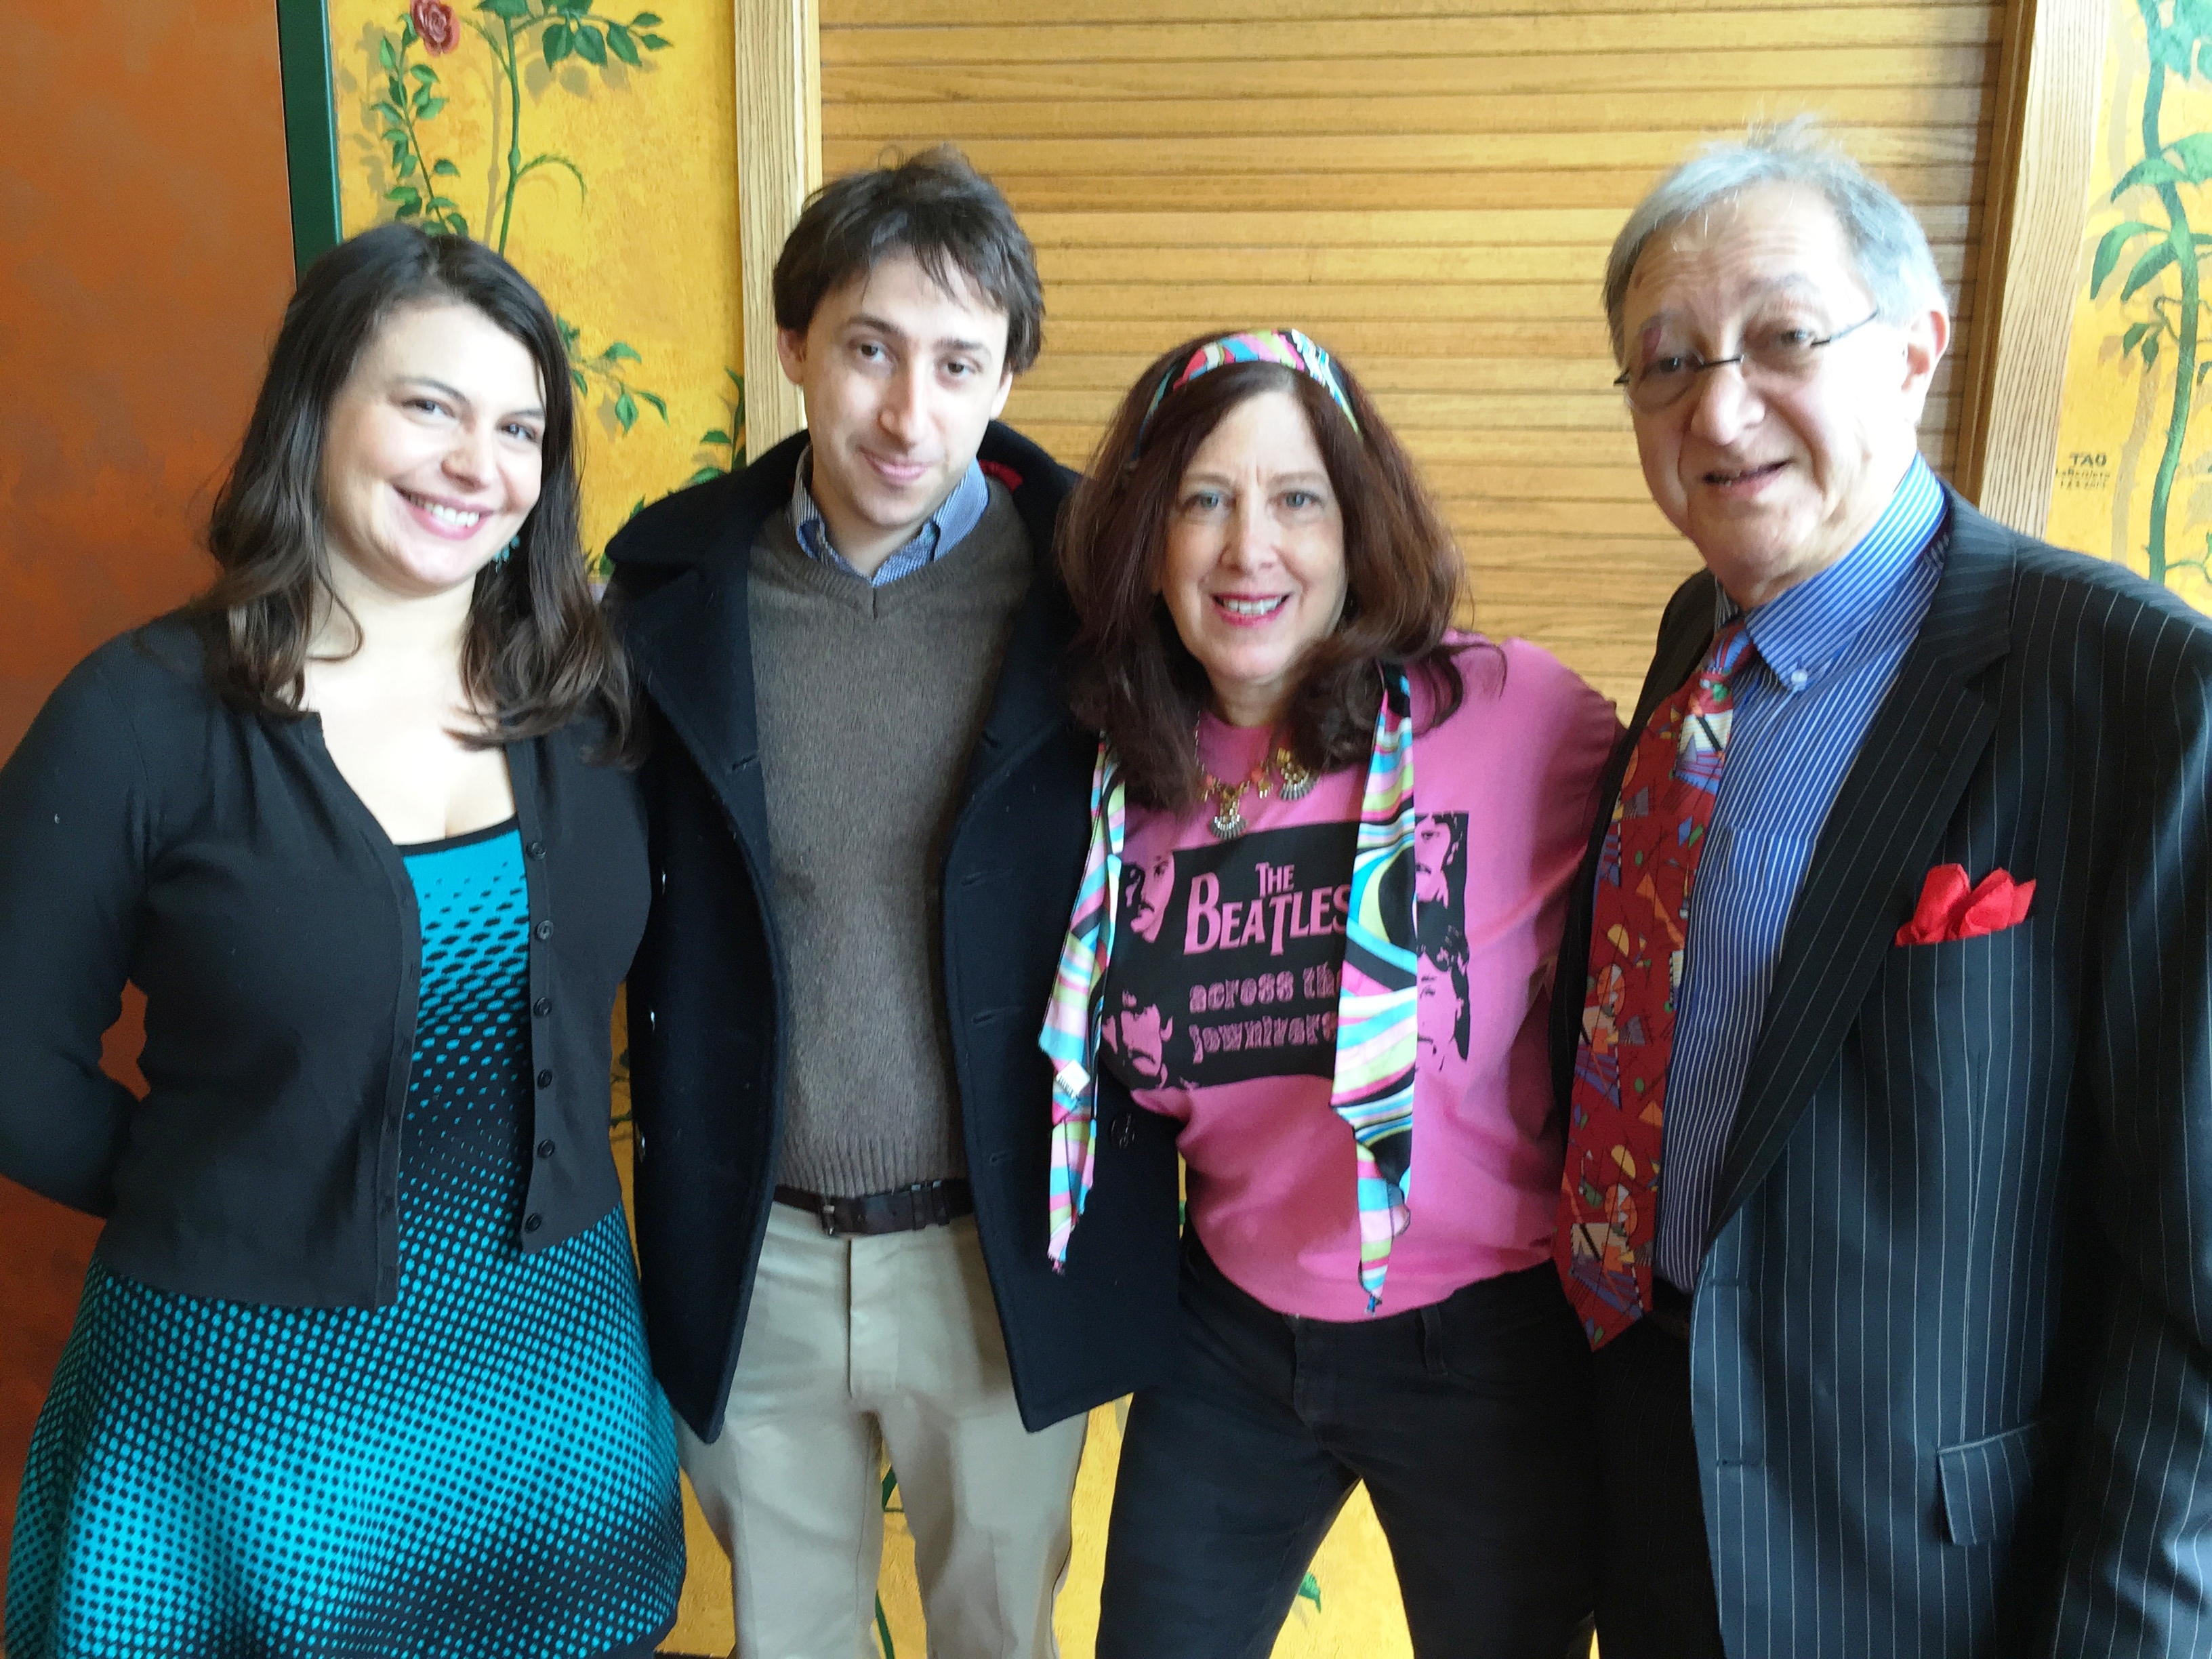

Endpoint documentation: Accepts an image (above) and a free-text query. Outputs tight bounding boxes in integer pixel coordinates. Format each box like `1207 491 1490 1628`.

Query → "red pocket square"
1895 864 2035 946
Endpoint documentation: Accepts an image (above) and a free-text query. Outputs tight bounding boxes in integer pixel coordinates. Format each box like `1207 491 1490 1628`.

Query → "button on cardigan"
0 617 649 1308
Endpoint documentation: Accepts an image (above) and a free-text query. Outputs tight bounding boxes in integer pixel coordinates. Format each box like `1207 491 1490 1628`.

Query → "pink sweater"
1097 638 1619 1319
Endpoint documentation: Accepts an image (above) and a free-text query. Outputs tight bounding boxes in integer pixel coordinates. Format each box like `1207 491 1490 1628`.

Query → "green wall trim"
276 0 343 277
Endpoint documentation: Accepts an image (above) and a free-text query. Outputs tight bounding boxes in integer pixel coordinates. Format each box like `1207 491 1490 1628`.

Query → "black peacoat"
605 423 1181 1441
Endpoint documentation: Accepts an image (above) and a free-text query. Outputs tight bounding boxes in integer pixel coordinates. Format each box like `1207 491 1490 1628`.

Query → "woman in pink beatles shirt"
1041 330 1620 1659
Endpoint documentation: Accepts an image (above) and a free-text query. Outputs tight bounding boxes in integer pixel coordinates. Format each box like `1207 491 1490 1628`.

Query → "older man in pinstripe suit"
1553 121 2212 1658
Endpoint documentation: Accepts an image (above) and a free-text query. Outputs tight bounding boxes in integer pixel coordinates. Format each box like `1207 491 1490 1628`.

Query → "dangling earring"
493 533 519 567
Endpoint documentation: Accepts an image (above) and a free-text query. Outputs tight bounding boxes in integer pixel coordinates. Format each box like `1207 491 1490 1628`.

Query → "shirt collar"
1718 454 1946 694
789 446 991 583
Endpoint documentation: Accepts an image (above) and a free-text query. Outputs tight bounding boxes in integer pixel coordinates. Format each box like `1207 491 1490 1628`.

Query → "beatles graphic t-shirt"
1098 638 1620 1319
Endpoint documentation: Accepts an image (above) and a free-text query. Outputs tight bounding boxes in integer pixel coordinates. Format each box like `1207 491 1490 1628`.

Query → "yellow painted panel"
2044 0 2212 614
328 0 742 576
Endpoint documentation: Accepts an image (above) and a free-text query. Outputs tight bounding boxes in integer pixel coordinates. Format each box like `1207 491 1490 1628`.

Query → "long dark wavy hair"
1059 335 1467 810
188 223 640 762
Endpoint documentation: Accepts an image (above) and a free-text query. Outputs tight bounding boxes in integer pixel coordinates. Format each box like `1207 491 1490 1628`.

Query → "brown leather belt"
774 1178 973 1237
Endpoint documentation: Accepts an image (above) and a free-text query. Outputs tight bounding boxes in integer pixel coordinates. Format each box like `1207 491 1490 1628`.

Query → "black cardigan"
0 617 648 1307
606 424 1183 1440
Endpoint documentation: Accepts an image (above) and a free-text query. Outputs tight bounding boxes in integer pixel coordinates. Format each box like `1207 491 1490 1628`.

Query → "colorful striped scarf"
1040 670 1420 1310
1040 742 1126 1269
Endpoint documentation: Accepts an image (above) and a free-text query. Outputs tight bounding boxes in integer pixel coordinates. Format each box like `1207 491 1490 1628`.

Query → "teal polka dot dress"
5 825 684 1658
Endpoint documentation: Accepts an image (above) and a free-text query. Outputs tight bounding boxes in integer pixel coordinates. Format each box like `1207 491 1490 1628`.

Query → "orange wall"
0 0 294 1574
0 5 295 752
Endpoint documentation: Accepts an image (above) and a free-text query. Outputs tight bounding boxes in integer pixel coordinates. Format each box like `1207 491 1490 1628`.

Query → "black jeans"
1097 1233 1596 1659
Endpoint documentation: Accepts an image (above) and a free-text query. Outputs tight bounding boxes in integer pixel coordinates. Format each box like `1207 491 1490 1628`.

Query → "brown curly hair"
1058 333 1467 809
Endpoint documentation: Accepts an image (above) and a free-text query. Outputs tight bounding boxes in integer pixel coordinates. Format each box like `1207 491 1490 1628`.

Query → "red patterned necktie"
1555 620 1754 1347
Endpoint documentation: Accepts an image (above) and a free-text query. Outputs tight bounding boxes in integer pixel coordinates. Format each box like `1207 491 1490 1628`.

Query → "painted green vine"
560 318 667 435
877 1467 901 1658
689 368 747 486
2089 0 2212 588
466 0 670 257
375 30 466 236
366 0 673 449
626 370 743 522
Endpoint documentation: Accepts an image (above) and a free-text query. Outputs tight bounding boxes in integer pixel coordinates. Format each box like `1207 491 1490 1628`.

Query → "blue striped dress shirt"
790 447 991 587
1654 456 1949 1293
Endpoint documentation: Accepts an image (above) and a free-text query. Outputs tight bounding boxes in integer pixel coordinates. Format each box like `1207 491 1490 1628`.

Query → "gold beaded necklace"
1198 725 1315 840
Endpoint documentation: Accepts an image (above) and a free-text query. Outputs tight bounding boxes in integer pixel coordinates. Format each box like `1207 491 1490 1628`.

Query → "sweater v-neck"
756 486 1021 620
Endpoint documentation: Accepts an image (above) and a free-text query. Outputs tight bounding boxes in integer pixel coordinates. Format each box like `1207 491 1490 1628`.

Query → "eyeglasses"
1613 311 1882 413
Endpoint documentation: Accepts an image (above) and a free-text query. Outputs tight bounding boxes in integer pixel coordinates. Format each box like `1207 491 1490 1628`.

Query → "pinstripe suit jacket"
1551 492 2212 1656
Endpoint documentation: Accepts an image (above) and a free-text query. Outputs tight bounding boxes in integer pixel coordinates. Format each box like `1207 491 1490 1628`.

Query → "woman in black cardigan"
0 226 682 1658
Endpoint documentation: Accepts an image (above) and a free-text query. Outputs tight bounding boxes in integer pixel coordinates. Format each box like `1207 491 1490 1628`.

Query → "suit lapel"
1703 495 2017 1244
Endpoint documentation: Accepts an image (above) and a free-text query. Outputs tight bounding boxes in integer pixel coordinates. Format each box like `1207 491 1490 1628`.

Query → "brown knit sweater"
750 485 1033 1196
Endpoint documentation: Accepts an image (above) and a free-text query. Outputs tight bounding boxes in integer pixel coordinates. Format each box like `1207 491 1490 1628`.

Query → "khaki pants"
678 1204 1087 1659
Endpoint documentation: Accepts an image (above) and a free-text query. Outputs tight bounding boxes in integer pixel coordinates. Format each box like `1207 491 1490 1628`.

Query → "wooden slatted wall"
819 0 2003 709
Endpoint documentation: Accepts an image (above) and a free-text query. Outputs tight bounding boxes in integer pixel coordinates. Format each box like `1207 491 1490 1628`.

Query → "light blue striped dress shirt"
790 447 991 587
1655 456 1949 1293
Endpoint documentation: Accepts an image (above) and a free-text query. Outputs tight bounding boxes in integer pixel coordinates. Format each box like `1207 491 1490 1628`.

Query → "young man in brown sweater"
607 149 1180 1658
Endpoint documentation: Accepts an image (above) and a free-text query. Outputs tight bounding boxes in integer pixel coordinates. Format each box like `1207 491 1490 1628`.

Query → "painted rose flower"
411 0 458 55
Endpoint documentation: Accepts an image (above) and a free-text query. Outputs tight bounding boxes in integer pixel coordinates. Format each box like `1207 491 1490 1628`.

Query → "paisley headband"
1132 328 1361 453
